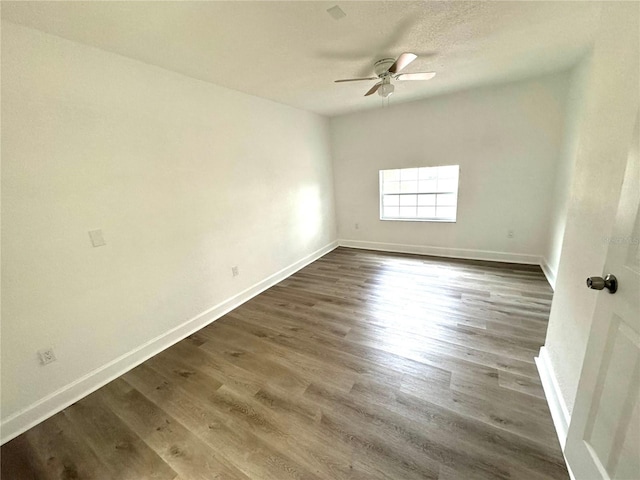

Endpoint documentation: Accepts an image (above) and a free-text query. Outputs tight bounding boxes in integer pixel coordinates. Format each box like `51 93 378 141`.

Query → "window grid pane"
400 180 418 193
400 194 417 206
380 165 459 221
383 206 399 218
437 193 456 206
418 194 436 206
383 195 400 206
383 169 400 181
418 179 437 192
400 168 419 181
418 206 436 218
399 206 417 218
383 180 400 194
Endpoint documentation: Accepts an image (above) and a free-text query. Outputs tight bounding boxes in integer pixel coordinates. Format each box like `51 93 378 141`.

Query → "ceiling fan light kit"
379 82 394 98
334 52 435 99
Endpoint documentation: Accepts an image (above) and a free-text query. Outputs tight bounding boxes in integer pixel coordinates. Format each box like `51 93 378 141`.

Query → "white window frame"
379 165 460 222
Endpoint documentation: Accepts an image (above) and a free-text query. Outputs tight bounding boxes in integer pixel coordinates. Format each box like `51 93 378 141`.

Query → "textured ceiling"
2 1 602 117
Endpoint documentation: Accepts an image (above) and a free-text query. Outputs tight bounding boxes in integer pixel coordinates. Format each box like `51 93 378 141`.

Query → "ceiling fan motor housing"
374 58 395 77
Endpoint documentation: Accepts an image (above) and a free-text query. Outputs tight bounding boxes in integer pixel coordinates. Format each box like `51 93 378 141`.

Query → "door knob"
586 274 618 294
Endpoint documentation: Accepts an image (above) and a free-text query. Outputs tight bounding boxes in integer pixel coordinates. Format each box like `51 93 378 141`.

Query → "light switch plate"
88 229 106 247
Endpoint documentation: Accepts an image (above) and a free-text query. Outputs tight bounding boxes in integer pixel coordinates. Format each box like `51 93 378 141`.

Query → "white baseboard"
540 258 557 290
535 347 576 480
338 239 542 266
535 346 571 449
0 240 338 445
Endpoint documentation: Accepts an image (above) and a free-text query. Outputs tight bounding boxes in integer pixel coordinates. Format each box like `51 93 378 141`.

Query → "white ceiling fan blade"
364 82 382 96
395 72 436 81
334 77 378 83
388 52 417 74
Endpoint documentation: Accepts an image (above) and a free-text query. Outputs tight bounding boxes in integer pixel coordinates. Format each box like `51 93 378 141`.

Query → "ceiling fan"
334 52 436 98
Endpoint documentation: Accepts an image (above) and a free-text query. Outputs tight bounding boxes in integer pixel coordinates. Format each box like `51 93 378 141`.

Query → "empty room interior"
1 1 639 479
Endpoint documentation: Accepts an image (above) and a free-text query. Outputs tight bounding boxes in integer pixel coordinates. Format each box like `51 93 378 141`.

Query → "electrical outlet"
88 229 106 247
507 230 514 239
231 266 239 277
37 348 57 366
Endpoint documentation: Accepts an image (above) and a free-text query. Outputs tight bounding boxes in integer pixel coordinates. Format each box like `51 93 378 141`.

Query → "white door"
564 114 640 479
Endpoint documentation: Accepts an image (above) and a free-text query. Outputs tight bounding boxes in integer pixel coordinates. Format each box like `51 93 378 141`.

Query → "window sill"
380 217 457 223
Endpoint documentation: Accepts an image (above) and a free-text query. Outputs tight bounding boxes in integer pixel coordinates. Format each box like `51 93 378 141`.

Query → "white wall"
1 22 337 437
330 72 571 264
541 60 591 288
543 2 639 419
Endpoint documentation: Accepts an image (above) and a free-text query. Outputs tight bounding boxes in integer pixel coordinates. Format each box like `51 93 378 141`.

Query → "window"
380 165 459 222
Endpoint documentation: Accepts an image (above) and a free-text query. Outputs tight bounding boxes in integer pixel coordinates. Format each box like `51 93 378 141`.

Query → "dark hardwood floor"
1 247 568 479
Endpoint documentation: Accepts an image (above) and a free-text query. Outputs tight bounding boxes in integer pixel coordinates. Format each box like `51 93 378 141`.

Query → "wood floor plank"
214 313 447 393
61 391 177 480
146 353 386 480
98 378 250 480
23 412 115 480
1 247 568 479
498 369 546 399
304 381 504 480
0 435 46 480
201 319 359 393
123 363 322 480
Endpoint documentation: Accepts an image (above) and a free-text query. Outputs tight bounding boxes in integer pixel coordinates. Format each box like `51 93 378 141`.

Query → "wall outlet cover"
37 348 57 365
88 229 106 247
